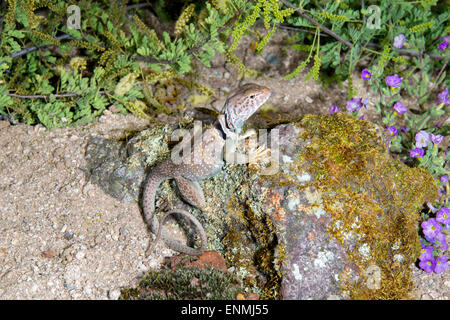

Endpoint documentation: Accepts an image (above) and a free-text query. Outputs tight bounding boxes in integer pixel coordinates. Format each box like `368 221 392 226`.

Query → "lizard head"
222 83 271 133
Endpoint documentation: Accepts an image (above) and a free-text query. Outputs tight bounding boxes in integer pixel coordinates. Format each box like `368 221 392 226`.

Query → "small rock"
75 250 85 260
108 105 121 113
245 292 259 300
109 289 121 300
305 96 313 103
64 231 73 240
41 250 57 259
196 251 228 273
236 293 245 300
170 251 228 273
265 52 281 65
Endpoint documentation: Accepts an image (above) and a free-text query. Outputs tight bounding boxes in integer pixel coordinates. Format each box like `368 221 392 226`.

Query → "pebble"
265 52 281 65
75 251 85 260
305 96 313 103
108 289 121 300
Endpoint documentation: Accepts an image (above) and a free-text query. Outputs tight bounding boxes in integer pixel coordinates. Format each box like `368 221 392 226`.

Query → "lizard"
142 83 272 256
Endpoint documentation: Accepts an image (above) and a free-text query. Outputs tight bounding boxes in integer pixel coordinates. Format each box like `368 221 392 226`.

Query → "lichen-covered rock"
85 124 175 202
254 114 438 299
85 114 438 300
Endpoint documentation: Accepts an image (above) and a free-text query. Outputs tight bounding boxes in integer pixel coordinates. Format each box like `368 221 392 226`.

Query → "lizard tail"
142 169 207 256
145 209 207 257
142 169 167 234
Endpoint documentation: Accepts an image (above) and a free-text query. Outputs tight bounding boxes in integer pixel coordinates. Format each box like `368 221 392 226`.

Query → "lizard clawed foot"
145 209 207 257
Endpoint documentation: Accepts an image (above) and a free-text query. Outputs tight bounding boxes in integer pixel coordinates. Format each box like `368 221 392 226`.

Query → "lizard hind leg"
175 176 206 209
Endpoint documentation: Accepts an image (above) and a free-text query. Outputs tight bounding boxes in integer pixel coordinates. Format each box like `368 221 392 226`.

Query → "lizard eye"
250 95 255 99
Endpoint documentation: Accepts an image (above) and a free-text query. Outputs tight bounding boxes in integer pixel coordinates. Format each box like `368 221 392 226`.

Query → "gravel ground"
0 112 178 299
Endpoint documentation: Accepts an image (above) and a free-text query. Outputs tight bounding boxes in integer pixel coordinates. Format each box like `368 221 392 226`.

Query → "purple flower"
434 256 449 274
437 88 450 105
385 74 403 88
329 105 341 114
438 40 448 51
440 175 449 183
361 69 372 80
419 245 434 261
393 101 406 114
427 202 438 213
436 207 450 225
393 34 406 48
419 258 436 273
435 232 448 251
387 126 398 137
430 133 443 145
410 148 424 158
415 130 430 148
400 126 409 133
359 114 365 120
363 98 369 108
421 218 442 239
346 97 363 112
439 35 450 41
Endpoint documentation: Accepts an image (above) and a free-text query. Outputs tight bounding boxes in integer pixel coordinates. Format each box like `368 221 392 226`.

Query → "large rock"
85 114 438 299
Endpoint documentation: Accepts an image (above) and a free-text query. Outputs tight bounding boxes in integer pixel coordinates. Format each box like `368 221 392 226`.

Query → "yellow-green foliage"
409 21 436 33
297 114 438 299
5 0 16 27
229 0 293 52
132 15 165 49
174 4 196 37
320 11 348 22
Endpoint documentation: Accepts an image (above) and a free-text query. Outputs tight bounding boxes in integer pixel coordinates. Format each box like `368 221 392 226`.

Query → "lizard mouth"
224 111 234 131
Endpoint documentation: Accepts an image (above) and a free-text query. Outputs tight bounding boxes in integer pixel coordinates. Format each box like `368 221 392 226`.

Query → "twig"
125 3 152 10
364 42 447 61
279 0 353 48
7 90 108 99
6 92 81 99
0 34 79 68
279 22 448 61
